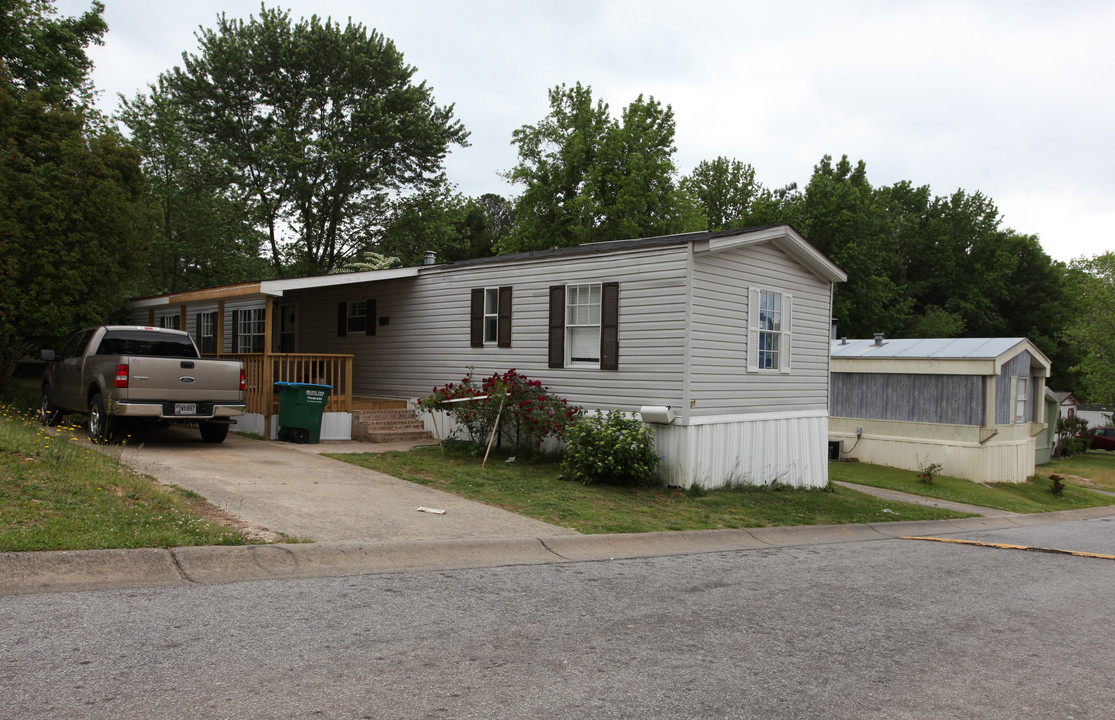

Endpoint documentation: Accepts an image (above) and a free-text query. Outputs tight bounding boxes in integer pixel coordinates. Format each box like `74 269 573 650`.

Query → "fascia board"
261 266 418 294
994 339 1053 377
694 226 847 283
831 357 997 375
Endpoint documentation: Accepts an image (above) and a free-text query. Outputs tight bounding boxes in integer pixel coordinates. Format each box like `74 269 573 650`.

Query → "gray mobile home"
132 225 846 488
830 337 1052 483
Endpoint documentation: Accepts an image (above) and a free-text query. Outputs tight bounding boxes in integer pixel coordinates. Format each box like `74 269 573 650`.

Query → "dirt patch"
177 493 287 544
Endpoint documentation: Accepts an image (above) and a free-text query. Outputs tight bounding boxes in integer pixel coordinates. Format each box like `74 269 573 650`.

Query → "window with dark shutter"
470 289 484 347
600 282 619 370
497 286 512 348
548 285 565 368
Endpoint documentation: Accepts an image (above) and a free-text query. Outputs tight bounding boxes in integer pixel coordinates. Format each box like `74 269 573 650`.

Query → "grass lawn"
0 402 248 552
829 456 1115 513
330 443 971 534
1034 451 1115 493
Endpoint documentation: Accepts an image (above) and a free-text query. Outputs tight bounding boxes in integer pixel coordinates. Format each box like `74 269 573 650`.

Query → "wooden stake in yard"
430 407 444 455
482 393 507 469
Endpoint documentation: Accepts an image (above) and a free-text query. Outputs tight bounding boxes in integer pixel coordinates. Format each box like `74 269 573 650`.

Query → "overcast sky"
57 0 1114 264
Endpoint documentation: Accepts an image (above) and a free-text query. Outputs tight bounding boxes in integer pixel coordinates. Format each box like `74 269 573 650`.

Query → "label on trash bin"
305 389 326 404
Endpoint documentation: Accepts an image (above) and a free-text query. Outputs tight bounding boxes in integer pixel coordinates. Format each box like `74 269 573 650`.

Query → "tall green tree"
118 78 270 294
681 156 759 231
0 0 151 384
1061 255 1114 403
502 82 696 253
0 0 106 105
502 82 610 252
795 155 911 338
0 87 151 381
376 181 471 267
165 5 469 276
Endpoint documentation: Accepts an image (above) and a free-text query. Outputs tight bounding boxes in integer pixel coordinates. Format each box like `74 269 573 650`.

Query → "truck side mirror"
40 349 56 362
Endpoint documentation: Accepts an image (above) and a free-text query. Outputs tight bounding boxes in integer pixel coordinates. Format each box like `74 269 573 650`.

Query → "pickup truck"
40 326 246 444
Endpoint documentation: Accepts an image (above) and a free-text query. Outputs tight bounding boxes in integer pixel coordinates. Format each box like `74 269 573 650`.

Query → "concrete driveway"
116 425 578 544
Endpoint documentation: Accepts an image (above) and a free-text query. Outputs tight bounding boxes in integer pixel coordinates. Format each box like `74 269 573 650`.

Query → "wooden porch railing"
209 353 354 416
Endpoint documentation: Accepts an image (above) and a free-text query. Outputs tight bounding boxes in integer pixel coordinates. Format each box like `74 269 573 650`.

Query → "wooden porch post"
263 297 275 439
147 308 154 325
178 305 187 331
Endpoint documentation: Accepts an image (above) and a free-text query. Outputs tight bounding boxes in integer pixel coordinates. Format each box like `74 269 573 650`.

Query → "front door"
279 303 297 353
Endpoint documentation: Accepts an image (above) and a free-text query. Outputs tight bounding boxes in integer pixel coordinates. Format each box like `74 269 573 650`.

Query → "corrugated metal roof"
830 337 1028 360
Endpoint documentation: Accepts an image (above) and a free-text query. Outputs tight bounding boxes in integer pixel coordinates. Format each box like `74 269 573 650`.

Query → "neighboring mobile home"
829 336 1052 483
131 225 846 488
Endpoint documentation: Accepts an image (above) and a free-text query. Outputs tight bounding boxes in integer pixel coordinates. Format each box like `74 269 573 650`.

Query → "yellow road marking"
902 536 1115 560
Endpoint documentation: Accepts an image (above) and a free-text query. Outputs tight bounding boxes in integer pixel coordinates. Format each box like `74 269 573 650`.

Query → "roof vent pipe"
841 337 848 345
423 250 437 266
874 333 885 346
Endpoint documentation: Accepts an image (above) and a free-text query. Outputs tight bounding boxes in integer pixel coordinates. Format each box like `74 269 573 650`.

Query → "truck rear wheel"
87 393 116 443
199 422 229 444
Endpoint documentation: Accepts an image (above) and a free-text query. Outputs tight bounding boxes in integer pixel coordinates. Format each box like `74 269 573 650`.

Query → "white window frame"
566 282 602 368
483 287 499 345
347 300 367 334
1013 376 1029 424
198 311 217 354
748 288 792 374
158 314 180 330
237 307 266 353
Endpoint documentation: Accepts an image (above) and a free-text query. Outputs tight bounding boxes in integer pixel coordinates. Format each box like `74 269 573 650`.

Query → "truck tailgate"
118 356 243 403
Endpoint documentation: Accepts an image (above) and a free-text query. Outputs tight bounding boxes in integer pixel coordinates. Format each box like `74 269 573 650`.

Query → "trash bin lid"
274 381 333 390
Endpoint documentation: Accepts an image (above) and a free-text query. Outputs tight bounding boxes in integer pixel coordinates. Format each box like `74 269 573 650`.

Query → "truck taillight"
240 367 245 392
114 363 129 388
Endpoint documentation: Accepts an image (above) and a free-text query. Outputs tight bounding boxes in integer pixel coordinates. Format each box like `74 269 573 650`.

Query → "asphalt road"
3 517 1114 720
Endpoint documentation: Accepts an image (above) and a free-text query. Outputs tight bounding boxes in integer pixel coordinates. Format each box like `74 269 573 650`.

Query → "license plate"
174 403 197 415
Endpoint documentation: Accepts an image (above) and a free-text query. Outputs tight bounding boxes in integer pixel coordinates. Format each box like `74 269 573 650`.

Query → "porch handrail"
207 353 354 415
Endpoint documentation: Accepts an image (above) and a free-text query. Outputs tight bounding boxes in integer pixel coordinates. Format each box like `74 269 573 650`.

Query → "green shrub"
560 410 660 487
1054 415 1090 457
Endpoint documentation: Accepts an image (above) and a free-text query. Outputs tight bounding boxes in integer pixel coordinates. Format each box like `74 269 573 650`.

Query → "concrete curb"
4 505 1115 597
0 547 190 595
172 537 562 585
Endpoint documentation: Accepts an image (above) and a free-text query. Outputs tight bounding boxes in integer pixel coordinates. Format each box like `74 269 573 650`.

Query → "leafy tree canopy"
0 0 106 106
0 0 151 385
680 156 758 231
118 77 271 294
501 82 698 253
0 86 151 380
163 5 469 277
1064 253 1115 406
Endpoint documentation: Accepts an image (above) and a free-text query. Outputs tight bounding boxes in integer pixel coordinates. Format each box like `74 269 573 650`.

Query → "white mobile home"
131 225 846 488
829 336 1052 483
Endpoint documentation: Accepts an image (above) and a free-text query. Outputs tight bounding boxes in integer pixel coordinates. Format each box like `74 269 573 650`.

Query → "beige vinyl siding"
689 242 833 416
290 245 691 410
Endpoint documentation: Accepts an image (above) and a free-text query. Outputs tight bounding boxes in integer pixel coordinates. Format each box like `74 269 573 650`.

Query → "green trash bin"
274 382 332 444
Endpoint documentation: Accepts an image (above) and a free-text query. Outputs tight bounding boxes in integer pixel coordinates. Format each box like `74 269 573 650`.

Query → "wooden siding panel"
995 351 1034 424
831 373 983 425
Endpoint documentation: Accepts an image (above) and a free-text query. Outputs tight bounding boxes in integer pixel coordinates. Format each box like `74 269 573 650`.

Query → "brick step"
352 412 419 423
351 407 432 443
363 429 437 443
354 417 426 429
